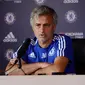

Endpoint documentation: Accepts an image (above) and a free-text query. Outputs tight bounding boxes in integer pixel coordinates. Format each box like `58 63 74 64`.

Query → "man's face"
32 15 56 44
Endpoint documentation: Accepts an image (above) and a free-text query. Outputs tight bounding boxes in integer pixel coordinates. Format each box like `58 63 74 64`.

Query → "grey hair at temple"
30 5 58 27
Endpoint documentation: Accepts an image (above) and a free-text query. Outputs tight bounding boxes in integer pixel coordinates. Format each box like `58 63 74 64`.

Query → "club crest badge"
65 10 77 23
34 0 45 5
4 12 16 25
48 47 56 56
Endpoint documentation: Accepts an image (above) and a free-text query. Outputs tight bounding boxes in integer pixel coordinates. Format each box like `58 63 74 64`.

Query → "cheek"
33 29 39 36
46 28 54 34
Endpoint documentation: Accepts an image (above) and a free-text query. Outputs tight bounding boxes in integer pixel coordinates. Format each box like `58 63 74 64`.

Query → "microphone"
17 38 31 59
15 38 31 68
5 38 31 74
16 38 31 68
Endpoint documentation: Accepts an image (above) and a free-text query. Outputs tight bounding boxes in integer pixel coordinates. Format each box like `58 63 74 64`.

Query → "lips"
39 34 46 37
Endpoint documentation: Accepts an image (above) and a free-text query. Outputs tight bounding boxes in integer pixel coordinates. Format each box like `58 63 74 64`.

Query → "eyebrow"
35 23 51 26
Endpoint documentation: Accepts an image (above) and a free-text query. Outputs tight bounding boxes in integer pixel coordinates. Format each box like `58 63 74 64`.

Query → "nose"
40 25 45 33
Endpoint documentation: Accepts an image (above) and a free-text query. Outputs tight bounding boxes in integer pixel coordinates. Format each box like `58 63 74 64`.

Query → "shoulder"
53 34 72 49
30 37 38 46
53 34 72 42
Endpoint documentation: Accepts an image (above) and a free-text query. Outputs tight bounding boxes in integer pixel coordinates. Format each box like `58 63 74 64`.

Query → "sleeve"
57 35 73 62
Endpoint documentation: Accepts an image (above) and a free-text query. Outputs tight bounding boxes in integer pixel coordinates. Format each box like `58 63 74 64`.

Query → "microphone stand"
5 58 27 75
17 57 27 75
17 57 22 69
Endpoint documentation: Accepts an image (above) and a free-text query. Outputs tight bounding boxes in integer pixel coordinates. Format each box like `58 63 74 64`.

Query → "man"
5 5 75 75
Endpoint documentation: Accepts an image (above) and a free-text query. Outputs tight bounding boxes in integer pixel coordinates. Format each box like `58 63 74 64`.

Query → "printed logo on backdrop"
60 32 84 39
4 12 16 25
4 0 22 3
34 0 45 5
63 0 79 3
5 49 14 61
13 0 22 3
3 32 17 42
65 10 77 23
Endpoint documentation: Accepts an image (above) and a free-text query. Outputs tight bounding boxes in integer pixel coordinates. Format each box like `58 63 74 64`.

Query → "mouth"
39 34 46 38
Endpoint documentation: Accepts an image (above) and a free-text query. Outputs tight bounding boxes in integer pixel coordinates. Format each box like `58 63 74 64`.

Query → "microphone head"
17 38 31 58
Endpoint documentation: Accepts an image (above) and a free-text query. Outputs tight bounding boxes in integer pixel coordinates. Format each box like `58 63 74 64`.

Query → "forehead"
34 15 53 23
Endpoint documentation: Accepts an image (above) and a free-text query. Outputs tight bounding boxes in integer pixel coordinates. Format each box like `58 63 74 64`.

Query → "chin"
39 39 47 43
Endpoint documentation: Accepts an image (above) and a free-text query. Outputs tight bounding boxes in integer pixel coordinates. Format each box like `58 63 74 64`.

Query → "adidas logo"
3 32 17 42
28 52 36 58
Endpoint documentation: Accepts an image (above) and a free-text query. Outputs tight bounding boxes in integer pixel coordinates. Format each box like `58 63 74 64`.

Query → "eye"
44 24 51 27
36 24 41 27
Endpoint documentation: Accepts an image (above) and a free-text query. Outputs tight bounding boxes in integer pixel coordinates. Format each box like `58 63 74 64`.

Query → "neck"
39 38 53 48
